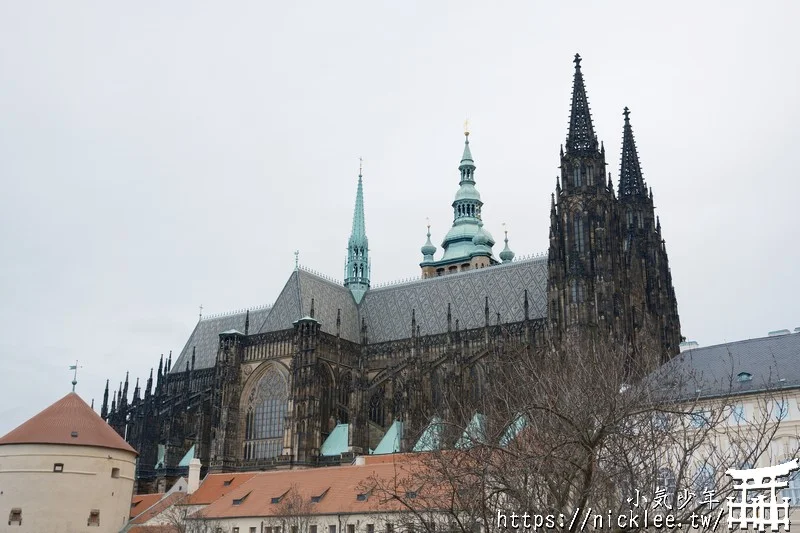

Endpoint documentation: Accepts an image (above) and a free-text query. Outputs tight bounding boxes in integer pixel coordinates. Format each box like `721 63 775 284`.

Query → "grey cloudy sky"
0 1 798 434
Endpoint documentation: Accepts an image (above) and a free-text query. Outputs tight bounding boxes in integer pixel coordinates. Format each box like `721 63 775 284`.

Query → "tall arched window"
573 213 585 253
369 388 386 427
337 371 352 424
243 367 288 461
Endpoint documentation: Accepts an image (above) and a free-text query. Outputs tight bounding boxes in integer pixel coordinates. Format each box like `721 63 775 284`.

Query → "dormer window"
737 372 753 383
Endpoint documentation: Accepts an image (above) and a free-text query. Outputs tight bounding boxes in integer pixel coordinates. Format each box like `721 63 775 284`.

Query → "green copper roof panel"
412 415 443 452
499 413 527 447
177 444 195 467
455 412 487 450
372 420 403 455
320 423 349 457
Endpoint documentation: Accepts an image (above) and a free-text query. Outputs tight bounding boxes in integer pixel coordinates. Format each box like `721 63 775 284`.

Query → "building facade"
101 55 682 492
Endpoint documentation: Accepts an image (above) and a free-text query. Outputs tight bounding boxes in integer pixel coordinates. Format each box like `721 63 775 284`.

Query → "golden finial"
464 118 470 137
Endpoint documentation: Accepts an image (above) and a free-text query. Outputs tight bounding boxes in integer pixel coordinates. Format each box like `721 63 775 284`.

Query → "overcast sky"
0 1 798 435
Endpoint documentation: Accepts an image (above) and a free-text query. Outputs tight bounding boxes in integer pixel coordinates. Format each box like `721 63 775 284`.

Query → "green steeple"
344 164 370 303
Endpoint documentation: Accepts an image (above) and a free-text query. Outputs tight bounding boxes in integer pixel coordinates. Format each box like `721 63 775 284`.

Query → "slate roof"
175 257 549 370
0 392 137 454
256 269 360 343
657 332 800 400
361 256 548 343
171 306 271 372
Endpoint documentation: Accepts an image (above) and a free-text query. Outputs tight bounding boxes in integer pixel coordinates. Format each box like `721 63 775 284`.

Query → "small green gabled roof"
178 444 196 467
320 423 349 457
455 412 487 449
499 413 527 447
372 420 403 455
412 415 443 452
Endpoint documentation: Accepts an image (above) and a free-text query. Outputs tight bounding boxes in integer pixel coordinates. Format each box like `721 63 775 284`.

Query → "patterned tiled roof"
257 269 360 343
176 258 549 370
171 306 271 372
658 332 800 400
360 256 548 343
0 392 137 454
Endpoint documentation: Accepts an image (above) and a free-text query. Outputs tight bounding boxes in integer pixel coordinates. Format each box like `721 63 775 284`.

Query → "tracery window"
243 367 288 460
573 213 585 253
369 388 386 427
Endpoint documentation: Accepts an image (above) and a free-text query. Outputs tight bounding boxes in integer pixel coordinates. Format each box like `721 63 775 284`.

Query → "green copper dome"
421 225 437 261
499 229 515 262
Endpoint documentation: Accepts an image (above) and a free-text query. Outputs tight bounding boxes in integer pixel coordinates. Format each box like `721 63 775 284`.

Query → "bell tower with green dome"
344 163 370 303
420 128 499 277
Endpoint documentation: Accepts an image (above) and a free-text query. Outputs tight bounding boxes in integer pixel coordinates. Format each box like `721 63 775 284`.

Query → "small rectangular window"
251 528 257 533
233 528 239 533
88 509 100 526
366 525 374 533
347 525 355 533
776 401 789 421
329 526 337 533
310 526 317 533
53 463 64 472
264 528 272 533
731 404 745 423
111 467 120 478
386 523 394 533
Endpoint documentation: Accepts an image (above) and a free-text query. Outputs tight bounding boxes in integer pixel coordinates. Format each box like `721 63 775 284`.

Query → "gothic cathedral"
101 55 681 493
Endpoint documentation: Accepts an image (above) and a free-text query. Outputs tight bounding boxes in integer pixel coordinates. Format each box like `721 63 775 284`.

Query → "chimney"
188 458 201 494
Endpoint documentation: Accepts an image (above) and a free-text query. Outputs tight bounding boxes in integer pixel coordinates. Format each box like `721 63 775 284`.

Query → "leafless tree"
160 499 225 533
367 331 799 532
266 483 315 533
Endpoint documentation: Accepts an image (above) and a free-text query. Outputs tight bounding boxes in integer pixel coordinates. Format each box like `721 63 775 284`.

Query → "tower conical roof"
0 392 137 454
566 54 599 155
618 107 647 198
349 172 367 244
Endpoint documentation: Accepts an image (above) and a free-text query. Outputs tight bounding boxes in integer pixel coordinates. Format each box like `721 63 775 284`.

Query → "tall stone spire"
344 160 370 304
566 53 599 156
618 107 647 198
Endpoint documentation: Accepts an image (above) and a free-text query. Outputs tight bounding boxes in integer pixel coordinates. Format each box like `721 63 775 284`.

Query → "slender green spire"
344 160 369 303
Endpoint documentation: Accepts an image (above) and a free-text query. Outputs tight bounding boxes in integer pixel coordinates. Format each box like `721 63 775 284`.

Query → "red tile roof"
130 493 166 519
198 459 428 519
129 492 186 525
0 392 136 454
182 472 258 505
127 526 181 533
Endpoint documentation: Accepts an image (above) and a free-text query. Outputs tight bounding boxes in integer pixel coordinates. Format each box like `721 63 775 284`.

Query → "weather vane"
69 360 82 392
198 304 203 321
464 118 470 136
294 250 300 270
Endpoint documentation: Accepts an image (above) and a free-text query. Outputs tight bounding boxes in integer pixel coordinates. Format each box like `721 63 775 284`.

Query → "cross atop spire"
566 53 599 156
618 106 647 198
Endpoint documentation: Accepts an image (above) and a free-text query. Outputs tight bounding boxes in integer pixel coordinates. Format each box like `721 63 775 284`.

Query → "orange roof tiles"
127 526 181 533
182 472 258 505
129 492 186 525
0 392 137 454
130 493 165 519
199 460 427 519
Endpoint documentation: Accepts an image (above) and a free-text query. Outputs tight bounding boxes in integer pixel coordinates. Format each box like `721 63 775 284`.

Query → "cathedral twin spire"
566 54 600 156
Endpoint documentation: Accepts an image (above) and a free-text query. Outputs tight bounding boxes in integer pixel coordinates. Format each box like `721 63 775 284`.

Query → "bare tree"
266 484 315 533
367 331 799 532
160 500 225 533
